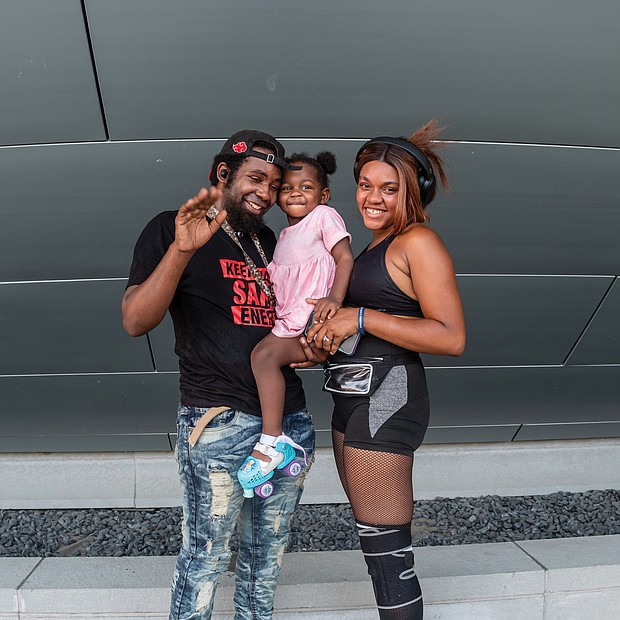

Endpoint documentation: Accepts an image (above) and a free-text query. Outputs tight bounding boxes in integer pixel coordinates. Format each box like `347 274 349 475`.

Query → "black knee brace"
357 522 423 619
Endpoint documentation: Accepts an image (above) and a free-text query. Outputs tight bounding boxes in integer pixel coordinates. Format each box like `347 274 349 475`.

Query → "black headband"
354 136 437 206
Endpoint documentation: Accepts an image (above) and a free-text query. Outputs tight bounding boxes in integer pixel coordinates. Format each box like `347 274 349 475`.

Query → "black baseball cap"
218 130 301 171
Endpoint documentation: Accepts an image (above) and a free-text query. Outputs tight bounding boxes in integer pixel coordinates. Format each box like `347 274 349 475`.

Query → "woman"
306 120 465 619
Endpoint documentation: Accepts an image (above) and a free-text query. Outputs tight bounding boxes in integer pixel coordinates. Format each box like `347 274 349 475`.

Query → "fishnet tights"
381 602 423 620
332 429 414 526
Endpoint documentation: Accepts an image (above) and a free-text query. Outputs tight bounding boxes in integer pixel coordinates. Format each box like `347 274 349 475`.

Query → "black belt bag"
323 354 417 396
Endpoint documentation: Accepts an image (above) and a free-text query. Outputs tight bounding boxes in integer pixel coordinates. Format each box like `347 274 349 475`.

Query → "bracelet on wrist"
358 306 366 336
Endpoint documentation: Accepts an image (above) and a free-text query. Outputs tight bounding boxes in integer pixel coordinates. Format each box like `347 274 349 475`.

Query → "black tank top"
346 234 424 318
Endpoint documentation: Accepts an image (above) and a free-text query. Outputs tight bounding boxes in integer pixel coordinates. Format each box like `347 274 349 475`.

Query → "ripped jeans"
170 405 314 620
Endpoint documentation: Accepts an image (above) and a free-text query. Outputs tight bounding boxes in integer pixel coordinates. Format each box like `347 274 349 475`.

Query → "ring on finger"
323 335 331 343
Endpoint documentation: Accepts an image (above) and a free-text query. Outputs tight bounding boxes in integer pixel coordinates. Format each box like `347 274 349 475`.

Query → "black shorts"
331 359 429 456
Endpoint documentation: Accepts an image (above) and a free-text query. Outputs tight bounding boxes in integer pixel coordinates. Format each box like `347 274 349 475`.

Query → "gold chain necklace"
206 206 276 308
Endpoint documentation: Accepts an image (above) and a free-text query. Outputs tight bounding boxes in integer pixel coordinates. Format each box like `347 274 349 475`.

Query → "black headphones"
220 168 228 179
354 136 437 206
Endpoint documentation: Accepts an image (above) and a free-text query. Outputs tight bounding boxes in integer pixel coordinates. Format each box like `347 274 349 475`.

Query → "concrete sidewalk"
1 535 619 619
2 439 618 618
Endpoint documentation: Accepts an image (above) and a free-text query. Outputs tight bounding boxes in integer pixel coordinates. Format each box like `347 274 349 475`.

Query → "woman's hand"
305 305 359 356
290 335 330 368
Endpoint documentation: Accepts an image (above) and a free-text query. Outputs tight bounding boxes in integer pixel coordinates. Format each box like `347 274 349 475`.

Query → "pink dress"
268 204 351 337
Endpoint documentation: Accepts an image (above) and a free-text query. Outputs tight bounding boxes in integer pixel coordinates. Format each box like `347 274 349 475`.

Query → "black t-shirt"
127 210 305 416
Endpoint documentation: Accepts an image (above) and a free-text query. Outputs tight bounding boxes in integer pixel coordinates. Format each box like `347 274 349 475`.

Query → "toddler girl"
238 151 354 497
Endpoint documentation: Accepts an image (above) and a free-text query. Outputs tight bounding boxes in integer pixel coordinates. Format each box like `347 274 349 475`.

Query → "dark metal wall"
1 0 618 451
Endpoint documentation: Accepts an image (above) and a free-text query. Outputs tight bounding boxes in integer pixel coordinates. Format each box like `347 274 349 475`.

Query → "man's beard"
222 192 267 236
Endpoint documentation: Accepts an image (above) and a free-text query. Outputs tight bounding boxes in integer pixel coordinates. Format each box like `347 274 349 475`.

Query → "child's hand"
310 296 342 323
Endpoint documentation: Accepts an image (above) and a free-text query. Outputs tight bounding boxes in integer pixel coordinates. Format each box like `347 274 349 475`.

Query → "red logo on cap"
232 141 248 153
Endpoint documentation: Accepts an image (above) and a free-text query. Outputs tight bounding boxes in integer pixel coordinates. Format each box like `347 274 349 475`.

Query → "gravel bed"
1 490 617 558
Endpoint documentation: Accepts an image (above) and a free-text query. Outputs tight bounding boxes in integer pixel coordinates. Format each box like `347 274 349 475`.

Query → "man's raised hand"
175 187 226 253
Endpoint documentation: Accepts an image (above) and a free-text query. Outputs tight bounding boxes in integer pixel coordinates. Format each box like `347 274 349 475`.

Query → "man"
122 130 315 620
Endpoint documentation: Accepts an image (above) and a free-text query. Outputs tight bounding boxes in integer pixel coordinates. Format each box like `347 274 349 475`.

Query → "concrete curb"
1 438 619 509
1 536 619 619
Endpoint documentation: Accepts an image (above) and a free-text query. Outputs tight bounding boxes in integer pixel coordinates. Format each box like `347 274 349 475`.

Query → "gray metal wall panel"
425 366 620 427
0 374 179 437
0 141 219 281
422 276 614 368
1 1 618 452
431 144 620 276
85 0 620 146
0 0 105 146
0 140 357 281
1 281 153 375
0 434 171 453
2 141 618 282
148 314 179 372
514 422 620 442
424 425 521 445
297 369 332 433
3 366 616 450
567 278 620 365
150 274 614 371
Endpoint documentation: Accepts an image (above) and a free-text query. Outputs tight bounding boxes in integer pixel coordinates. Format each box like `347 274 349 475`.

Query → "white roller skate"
237 433 307 498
